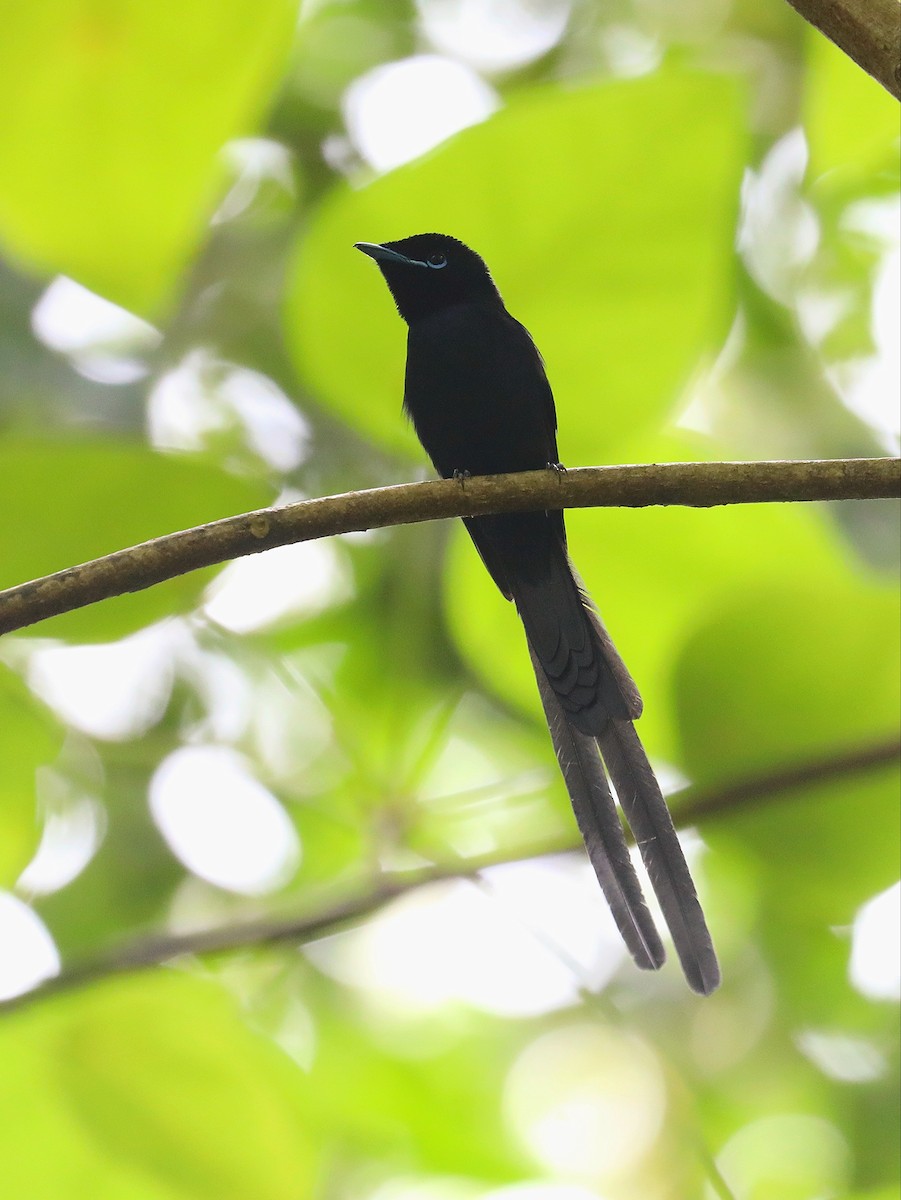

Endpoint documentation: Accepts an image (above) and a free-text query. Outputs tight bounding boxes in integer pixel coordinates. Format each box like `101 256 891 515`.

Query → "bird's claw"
547 461 567 477
452 468 472 488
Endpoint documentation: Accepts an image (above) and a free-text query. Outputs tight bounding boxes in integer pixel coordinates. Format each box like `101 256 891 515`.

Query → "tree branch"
1 457 898 637
784 0 901 99
3 733 896 1015
683 735 901 821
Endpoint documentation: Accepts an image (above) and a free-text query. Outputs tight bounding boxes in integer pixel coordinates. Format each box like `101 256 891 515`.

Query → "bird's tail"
515 553 720 995
529 644 665 971
596 718 720 994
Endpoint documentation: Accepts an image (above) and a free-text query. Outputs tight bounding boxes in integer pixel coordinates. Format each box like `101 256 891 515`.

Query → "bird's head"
355 233 501 324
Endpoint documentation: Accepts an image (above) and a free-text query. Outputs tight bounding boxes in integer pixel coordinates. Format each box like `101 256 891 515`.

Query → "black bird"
355 233 719 994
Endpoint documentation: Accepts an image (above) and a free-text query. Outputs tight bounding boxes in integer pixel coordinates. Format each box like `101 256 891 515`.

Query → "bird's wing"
502 311 559 457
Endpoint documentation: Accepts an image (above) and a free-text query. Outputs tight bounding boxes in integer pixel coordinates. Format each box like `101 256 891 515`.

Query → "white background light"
343 55 498 173
149 745 300 894
417 0 571 73
850 881 901 1000
28 622 178 741
31 276 160 384
0 893 59 1000
504 1023 667 1181
148 349 309 472
307 857 629 1019
203 537 352 634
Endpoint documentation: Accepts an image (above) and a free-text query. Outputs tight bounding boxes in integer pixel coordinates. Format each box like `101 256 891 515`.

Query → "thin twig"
2 733 896 1016
1 458 898 636
683 734 900 821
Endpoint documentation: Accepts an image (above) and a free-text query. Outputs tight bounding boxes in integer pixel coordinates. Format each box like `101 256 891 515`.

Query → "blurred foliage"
0 0 297 313
287 69 745 458
0 1 898 1199
0 664 64 885
0 440 270 640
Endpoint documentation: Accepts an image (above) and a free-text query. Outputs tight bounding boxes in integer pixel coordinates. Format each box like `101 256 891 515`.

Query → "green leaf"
675 582 900 790
286 67 745 460
0 665 64 884
0 1016 180 1199
299 989 528 1180
0 973 315 1199
675 577 900 909
0 440 271 641
0 0 296 314
674 577 900 1019
804 30 900 186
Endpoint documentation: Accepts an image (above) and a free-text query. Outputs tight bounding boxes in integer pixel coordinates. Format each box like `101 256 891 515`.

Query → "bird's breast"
403 303 555 480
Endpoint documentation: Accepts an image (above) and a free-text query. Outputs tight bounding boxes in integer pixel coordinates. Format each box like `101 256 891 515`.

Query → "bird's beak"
354 242 424 268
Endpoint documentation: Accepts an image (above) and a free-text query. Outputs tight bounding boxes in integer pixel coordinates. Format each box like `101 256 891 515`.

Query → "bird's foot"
546 461 567 477
452 468 472 488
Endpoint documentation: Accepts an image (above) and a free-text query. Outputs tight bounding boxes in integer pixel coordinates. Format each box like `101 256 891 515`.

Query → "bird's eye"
427 253 447 268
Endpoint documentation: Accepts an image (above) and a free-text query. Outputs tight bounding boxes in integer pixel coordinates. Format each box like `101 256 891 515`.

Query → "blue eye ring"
427 253 447 269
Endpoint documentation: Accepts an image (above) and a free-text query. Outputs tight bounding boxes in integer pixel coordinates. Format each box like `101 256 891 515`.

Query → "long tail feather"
598 720 720 995
529 644 666 972
484 516 719 991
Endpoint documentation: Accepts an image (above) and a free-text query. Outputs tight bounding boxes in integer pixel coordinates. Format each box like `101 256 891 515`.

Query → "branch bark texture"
785 0 901 99
1 457 898 637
